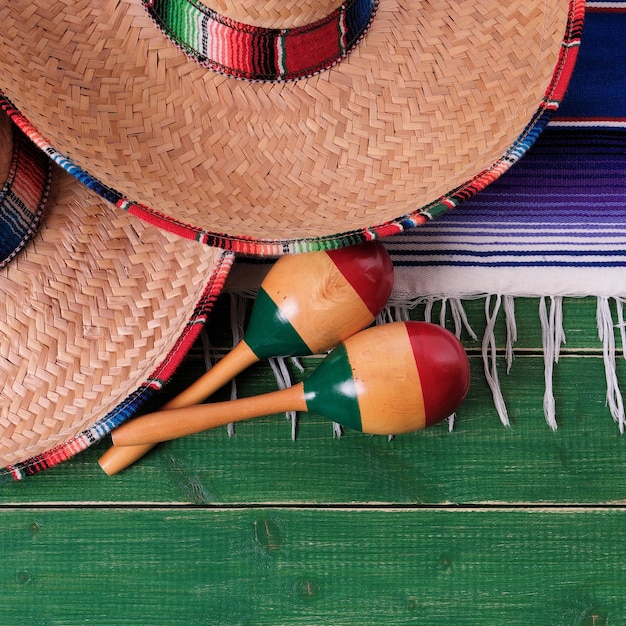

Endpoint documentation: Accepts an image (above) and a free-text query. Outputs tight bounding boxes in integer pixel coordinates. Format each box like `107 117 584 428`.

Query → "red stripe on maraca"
326 241 394 316
406 322 470 426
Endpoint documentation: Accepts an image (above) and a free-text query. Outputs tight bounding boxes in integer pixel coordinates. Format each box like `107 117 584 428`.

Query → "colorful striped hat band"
0 0 583 254
0 124 50 270
145 0 377 82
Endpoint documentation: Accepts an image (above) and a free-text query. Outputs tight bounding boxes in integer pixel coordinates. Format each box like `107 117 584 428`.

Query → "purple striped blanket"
384 2 626 430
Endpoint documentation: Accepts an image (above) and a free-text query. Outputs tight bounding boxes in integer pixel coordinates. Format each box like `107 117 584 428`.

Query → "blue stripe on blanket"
555 5 626 121
387 4 626 431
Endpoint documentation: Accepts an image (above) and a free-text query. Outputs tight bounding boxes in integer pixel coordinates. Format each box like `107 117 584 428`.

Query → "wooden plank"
0 293 624 626
1 353 624 505
0 293 623 502
1 507 624 625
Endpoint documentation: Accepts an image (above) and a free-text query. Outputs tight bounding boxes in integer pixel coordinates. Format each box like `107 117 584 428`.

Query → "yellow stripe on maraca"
344 322 427 435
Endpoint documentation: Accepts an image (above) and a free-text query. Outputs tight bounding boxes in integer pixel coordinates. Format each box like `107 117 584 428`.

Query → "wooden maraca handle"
98 341 259 475
112 383 307 447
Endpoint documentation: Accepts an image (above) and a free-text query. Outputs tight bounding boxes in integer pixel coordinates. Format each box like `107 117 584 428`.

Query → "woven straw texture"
0 113 228 467
210 0 350 27
0 0 577 247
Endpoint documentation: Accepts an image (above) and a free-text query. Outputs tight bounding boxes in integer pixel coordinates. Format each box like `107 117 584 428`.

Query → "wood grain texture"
1 508 625 625
0 297 624 505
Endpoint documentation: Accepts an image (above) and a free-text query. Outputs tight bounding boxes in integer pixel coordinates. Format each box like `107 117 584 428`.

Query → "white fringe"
199 327 213 375
226 292 249 436
268 356 304 440
503 295 517 374
597 297 625 432
414 294 623 433
482 294 510 427
222 289 626 436
450 297 478 342
616 297 626 360
539 296 565 431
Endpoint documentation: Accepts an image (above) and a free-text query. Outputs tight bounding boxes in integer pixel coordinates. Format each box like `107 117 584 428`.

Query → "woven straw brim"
0 0 583 251
0 113 232 471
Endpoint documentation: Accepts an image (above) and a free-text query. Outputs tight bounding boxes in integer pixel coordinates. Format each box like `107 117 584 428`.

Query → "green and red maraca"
111 321 471 446
99 241 394 474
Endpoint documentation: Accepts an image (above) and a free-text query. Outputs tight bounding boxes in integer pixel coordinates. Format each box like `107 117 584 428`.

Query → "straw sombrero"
0 109 232 478
0 0 583 253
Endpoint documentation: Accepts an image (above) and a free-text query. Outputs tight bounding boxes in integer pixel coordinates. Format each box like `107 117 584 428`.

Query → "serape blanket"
384 1 626 431
225 2 626 434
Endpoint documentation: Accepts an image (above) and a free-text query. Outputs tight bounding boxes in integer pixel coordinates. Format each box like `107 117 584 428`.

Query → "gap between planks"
1 502 626 511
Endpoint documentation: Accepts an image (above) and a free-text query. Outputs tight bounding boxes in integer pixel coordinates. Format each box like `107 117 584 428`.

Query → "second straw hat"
0 108 232 478
0 0 583 252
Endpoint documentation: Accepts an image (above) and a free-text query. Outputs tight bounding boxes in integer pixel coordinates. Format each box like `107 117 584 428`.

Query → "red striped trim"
585 4 626 13
0 122 51 269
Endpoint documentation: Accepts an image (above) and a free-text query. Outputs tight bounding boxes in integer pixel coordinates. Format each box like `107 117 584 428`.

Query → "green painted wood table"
1 294 625 625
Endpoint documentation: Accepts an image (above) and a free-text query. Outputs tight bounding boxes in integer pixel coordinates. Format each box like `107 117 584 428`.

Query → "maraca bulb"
303 321 470 434
325 243 394 316
244 241 393 359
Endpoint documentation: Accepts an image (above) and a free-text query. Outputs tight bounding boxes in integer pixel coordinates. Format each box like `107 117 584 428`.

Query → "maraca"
98 241 394 474
111 321 470 447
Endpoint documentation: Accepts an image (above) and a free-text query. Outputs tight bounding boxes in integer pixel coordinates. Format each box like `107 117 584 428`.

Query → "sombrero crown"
0 0 583 253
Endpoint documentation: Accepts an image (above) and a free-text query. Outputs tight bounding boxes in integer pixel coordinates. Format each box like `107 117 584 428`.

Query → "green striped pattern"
147 0 201 55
